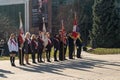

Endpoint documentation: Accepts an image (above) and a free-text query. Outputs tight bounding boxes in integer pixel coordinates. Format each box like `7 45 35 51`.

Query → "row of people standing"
8 31 82 66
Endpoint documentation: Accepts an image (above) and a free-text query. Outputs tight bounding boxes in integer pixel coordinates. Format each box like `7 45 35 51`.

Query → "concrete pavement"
0 51 120 80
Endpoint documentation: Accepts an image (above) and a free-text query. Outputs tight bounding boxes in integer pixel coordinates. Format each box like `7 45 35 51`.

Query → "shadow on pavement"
15 57 120 79
0 69 14 78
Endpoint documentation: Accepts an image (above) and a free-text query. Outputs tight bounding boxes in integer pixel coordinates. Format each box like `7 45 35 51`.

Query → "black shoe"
64 58 67 60
12 63 16 67
27 63 31 65
69 58 73 59
54 60 59 62
47 60 51 62
40 60 44 63
33 62 37 64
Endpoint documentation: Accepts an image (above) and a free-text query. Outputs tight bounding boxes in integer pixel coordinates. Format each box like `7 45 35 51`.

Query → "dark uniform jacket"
68 36 74 47
23 38 32 54
31 39 38 53
46 38 53 51
37 37 44 50
53 37 60 50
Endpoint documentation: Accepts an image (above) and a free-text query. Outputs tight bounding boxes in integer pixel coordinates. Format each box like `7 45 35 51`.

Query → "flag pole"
73 12 77 59
19 12 23 65
42 17 46 62
61 20 64 61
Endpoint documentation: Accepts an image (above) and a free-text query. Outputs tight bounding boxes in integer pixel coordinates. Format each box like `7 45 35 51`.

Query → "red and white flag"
73 13 77 32
18 12 24 45
72 12 79 39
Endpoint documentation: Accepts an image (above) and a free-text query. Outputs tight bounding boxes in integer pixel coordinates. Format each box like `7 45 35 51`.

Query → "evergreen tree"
74 0 94 46
90 0 119 48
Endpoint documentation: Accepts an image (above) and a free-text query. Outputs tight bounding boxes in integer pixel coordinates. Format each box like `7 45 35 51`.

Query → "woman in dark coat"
45 32 53 62
31 34 38 63
23 32 32 65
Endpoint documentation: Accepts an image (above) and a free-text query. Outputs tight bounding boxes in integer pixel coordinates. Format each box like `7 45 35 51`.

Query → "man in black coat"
37 31 44 63
76 35 82 58
68 33 74 59
18 34 25 65
53 34 60 61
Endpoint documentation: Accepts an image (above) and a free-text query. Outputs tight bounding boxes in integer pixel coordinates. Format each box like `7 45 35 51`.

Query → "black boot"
12 57 16 66
10 56 13 66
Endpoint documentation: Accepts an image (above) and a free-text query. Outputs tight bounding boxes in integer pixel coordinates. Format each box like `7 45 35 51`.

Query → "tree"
90 0 120 48
0 14 17 41
74 0 94 46
55 0 94 47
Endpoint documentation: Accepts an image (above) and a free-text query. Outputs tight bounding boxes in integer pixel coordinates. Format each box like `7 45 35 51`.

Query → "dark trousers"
19 49 24 65
46 50 51 61
32 51 36 63
77 47 82 58
59 45 64 61
64 45 67 59
54 49 58 60
69 46 74 59
37 49 43 62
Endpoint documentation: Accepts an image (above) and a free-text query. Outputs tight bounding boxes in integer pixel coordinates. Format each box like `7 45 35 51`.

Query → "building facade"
0 0 51 34
0 0 30 32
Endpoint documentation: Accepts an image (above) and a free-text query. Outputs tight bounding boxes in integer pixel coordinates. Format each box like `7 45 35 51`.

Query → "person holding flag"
76 33 82 58
37 31 44 63
41 17 48 62
18 12 25 65
59 20 66 61
68 12 80 59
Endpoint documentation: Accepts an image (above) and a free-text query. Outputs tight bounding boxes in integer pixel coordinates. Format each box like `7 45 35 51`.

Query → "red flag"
18 12 24 45
61 20 66 44
72 12 79 39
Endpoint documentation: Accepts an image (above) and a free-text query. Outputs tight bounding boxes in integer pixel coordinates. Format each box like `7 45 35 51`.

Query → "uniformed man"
53 34 60 62
59 30 64 61
76 34 82 58
68 33 74 59
18 34 25 65
37 31 44 63
63 33 67 60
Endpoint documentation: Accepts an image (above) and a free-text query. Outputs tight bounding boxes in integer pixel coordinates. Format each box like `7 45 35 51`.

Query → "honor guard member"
63 32 67 60
23 32 32 65
76 34 82 58
59 30 64 61
68 33 74 59
8 33 18 66
31 34 38 63
18 33 25 65
53 34 60 62
45 32 53 62
37 31 44 63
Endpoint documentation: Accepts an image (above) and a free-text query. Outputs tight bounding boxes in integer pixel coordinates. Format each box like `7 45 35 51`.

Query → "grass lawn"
87 48 120 55
1 47 120 60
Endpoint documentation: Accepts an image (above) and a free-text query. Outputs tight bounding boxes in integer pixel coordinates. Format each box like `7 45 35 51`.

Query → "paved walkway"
0 52 120 80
